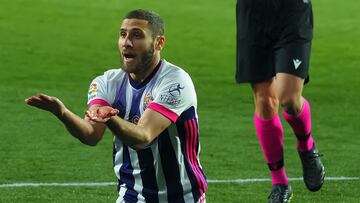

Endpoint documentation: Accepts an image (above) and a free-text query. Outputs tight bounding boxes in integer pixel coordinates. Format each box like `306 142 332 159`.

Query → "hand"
85 106 119 123
25 93 67 117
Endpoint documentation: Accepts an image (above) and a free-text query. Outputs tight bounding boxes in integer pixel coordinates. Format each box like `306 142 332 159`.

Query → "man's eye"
120 32 127 38
133 32 143 39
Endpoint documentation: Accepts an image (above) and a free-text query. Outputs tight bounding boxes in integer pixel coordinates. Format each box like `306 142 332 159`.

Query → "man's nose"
121 36 133 47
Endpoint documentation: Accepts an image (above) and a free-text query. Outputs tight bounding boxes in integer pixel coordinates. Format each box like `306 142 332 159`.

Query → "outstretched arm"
25 93 106 146
85 107 171 150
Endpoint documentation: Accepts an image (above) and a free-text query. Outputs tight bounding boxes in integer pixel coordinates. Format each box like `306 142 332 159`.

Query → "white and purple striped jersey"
87 60 207 203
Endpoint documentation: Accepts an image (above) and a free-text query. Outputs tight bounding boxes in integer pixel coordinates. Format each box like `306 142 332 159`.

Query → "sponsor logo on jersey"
160 94 181 107
88 94 96 100
159 83 184 106
168 83 184 97
88 83 97 95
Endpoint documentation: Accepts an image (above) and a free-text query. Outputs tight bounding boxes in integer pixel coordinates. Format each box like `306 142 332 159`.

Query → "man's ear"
155 35 165 51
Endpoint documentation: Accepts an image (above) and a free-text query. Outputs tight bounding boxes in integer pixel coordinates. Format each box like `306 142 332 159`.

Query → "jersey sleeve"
147 70 197 123
87 73 115 107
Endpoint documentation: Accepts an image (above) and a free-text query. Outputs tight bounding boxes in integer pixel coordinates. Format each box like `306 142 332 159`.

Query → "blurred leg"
276 73 324 192
276 73 313 152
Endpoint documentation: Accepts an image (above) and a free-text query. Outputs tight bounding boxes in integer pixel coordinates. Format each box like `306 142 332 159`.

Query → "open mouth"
123 53 136 62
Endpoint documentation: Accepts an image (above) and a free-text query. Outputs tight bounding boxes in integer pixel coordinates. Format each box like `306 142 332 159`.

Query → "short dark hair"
124 9 164 39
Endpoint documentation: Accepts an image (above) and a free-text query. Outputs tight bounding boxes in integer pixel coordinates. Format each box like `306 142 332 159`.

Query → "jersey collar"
128 59 163 89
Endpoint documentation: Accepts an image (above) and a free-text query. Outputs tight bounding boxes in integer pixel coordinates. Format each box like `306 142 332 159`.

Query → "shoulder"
153 60 196 98
159 60 193 82
101 68 126 81
87 68 125 105
91 68 126 84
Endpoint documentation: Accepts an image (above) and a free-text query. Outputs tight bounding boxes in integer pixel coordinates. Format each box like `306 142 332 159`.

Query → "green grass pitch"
0 0 359 202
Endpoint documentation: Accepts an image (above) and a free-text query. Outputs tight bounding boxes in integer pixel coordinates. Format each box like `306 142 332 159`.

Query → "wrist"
55 107 68 120
105 116 115 125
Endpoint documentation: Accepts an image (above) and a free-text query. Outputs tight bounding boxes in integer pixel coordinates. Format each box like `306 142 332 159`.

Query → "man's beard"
121 45 154 74
138 46 154 73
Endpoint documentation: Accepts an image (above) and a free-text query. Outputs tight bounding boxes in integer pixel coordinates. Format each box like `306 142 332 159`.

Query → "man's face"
119 19 156 74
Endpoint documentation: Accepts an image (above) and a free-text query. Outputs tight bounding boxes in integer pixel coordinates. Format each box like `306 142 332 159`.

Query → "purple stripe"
137 148 159 203
119 145 138 203
112 78 128 118
127 88 145 123
158 130 185 203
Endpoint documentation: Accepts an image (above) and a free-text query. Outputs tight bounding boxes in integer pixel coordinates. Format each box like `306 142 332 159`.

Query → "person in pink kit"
236 0 325 202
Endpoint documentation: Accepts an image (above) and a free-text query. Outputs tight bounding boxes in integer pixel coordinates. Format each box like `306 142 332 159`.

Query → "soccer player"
25 9 207 203
235 0 325 202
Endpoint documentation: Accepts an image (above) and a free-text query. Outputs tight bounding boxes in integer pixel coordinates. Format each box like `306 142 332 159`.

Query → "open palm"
25 93 66 117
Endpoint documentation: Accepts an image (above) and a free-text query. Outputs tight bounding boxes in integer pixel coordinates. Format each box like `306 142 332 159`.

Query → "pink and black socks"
283 98 314 152
254 113 288 185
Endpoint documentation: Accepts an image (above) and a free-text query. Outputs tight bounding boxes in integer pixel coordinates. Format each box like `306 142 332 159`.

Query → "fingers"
111 108 120 115
100 107 118 118
84 110 90 117
25 93 63 115
25 96 44 107
25 96 36 104
38 93 51 101
85 110 109 123
85 110 99 120
84 107 119 123
25 93 49 104
97 106 119 117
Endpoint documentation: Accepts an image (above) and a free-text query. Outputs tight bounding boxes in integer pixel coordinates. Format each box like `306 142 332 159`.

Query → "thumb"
111 109 119 115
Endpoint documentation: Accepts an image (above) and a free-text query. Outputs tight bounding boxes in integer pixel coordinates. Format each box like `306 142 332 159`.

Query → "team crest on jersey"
88 83 97 95
143 92 153 110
